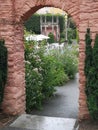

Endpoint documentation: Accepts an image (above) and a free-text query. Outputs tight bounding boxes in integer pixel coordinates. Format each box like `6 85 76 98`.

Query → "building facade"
40 15 60 42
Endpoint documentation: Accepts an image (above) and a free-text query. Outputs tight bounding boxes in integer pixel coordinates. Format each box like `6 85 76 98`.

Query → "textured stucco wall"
0 0 98 119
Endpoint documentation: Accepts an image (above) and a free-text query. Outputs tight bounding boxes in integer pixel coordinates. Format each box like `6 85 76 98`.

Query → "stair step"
9 114 77 130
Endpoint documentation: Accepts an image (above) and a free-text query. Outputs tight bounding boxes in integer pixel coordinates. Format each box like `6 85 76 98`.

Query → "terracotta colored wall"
1 0 98 119
0 0 26 115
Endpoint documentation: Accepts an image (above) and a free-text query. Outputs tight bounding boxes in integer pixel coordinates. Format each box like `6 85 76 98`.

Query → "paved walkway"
1 74 79 130
10 114 76 130
31 74 79 118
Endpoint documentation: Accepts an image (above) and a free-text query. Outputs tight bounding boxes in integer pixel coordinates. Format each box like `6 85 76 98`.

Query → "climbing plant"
85 28 98 119
0 39 8 105
24 14 65 34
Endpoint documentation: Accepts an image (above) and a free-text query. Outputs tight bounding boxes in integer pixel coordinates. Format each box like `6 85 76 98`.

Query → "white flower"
37 59 41 62
33 68 39 73
25 60 31 65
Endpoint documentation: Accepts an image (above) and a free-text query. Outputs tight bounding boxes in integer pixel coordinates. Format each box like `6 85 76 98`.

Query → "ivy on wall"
0 40 8 105
24 14 65 34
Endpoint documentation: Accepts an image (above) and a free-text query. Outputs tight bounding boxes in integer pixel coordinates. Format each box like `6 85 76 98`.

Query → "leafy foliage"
24 14 40 34
48 32 55 43
90 34 98 119
24 14 65 34
67 16 76 29
93 34 98 70
84 28 92 77
25 41 44 111
0 40 8 105
41 52 68 98
61 45 78 79
67 28 77 44
25 39 78 112
85 28 98 119
67 16 77 44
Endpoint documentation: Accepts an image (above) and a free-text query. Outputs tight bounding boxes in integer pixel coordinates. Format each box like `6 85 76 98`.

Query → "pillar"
0 16 26 115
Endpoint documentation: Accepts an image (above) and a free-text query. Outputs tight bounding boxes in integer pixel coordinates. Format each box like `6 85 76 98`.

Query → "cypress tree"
93 34 98 70
0 39 8 104
84 28 94 118
85 29 98 119
89 34 98 119
84 28 93 98
84 28 92 77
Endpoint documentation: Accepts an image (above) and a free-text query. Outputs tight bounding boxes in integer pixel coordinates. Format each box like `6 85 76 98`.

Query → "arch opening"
1 0 90 120
23 6 78 118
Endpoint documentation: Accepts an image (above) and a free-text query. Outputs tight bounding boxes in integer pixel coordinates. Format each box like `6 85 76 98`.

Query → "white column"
52 14 54 32
45 15 47 35
65 14 68 42
57 25 59 41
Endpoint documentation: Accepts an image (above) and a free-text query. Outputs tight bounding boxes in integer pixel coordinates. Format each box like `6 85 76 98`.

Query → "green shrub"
41 54 68 98
85 28 98 119
0 40 8 105
61 45 78 79
25 41 44 111
48 32 55 44
25 39 78 111
26 63 44 111
84 28 92 77
90 34 98 119
24 14 65 34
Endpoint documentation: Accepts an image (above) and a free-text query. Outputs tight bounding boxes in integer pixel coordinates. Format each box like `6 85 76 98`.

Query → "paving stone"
10 114 76 130
0 127 31 130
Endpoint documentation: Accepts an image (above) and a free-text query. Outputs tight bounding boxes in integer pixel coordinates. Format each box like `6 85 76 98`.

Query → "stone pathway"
1 74 79 130
9 114 76 130
31 74 79 118
0 128 31 130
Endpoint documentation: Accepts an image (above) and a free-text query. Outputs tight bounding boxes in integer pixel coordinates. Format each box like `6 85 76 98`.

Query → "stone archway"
1 0 98 120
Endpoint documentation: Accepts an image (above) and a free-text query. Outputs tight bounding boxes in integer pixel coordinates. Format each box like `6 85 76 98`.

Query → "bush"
61 45 78 79
26 63 44 111
25 39 78 111
25 41 44 111
89 34 98 119
85 28 98 119
48 32 55 44
0 40 8 105
41 53 68 98
24 14 65 34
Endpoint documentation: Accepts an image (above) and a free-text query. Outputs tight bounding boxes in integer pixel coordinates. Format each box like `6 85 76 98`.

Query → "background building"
40 15 60 42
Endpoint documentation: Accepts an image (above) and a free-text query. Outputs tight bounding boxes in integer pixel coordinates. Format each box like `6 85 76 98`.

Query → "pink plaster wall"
0 0 98 119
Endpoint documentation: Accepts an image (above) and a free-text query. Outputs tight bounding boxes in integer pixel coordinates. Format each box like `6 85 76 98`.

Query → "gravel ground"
79 120 98 130
0 111 17 128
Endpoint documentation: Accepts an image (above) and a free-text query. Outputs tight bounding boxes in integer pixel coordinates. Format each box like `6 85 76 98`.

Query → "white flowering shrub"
25 41 44 111
62 44 78 79
25 40 78 112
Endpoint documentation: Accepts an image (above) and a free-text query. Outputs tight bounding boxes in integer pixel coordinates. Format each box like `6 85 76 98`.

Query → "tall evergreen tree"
85 29 98 119
93 34 98 70
89 34 98 119
0 40 8 104
84 28 92 77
